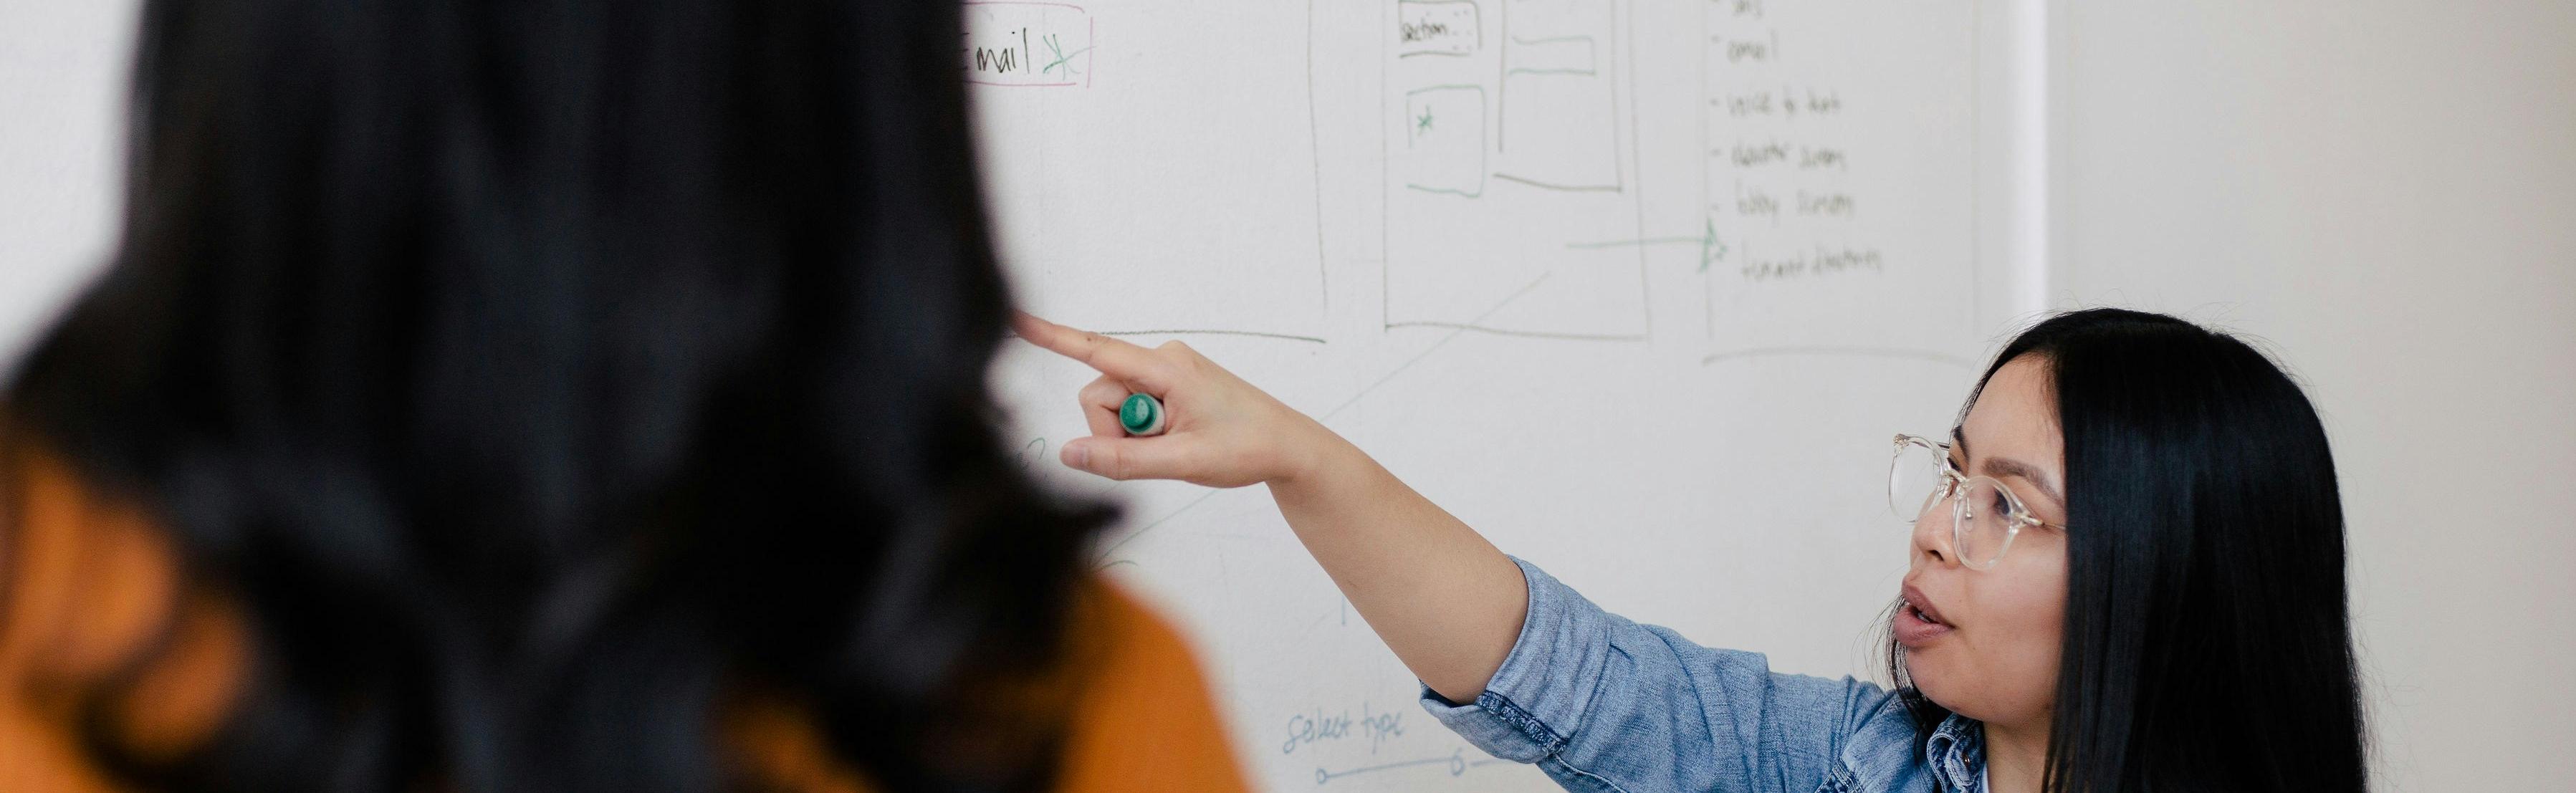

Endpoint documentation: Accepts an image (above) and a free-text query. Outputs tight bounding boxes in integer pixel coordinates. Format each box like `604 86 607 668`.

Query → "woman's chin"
1903 657 1958 701
1905 672 2029 727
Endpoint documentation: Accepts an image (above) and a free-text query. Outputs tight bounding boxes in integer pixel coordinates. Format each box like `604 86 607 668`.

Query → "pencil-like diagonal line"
1093 487 1222 563
1326 271 1553 419
1565 236 1704 249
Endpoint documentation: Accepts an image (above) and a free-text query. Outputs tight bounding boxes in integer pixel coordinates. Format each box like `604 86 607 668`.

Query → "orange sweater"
0 445 1250 792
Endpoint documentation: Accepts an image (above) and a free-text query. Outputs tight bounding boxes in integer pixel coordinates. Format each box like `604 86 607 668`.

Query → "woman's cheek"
2000 552 2069 718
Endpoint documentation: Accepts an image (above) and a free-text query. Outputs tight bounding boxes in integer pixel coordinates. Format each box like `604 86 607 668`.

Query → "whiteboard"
976 0 2031 789
0 1 2031 789
18 3 2576 789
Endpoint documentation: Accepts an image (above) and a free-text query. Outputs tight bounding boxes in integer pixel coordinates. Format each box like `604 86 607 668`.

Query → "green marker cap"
1119 393 1167 436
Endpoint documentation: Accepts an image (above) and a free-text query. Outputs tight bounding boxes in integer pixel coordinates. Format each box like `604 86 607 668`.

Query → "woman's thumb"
1060 436 1196 482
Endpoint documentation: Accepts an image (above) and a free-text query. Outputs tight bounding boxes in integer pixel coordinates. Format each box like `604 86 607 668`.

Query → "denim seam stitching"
1483 690 1556 751
1473 690 1568 755
1478 691 1641 793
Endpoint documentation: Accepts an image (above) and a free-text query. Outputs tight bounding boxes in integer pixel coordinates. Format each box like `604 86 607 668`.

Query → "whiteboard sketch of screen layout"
1385 0 1986 356
1387 0 1652 340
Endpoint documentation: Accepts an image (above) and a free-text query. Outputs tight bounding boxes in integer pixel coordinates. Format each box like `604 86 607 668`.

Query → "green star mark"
1040 34 1092 77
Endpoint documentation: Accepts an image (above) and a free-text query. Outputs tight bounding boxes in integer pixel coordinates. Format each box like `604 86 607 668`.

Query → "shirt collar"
1922 714 1986 792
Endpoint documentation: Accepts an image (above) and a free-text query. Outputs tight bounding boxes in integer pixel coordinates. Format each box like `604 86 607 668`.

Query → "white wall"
2054 1 2576 789
0 0 137 362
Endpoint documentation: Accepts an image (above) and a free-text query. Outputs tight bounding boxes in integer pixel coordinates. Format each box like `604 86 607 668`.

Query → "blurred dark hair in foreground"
5 1 1114 789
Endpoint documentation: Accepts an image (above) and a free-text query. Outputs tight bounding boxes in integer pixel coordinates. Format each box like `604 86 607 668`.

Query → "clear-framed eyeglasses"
1889 433 2067 569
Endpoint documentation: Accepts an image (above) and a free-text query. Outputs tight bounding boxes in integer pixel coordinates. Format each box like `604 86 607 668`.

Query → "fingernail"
1063 442 1089 470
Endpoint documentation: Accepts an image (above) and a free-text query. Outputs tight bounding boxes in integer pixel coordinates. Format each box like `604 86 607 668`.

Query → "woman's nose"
1910 494 1955 566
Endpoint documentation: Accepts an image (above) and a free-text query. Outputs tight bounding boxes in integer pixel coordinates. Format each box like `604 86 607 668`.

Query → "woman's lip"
1896 583 1954 648
1901 583 1953 625
1894 600 1953 648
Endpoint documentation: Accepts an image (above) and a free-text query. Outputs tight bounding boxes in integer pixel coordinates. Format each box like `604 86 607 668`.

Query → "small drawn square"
1400 85 1486 197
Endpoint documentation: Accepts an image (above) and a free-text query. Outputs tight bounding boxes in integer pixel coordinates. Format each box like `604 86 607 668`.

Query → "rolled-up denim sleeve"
1420 557 1893 793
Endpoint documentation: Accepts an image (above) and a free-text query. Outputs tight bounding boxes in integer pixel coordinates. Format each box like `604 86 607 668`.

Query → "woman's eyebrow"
1981 456 2065 507
1955 426 2065 507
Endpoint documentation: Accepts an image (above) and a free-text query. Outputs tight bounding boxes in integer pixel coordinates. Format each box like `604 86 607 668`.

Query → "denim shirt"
1419 558 1986 793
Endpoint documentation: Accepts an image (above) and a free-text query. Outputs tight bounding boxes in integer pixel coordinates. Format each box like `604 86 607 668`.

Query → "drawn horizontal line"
1700 346 1977 367
1385 322 1646 342
1404 183 1485 198
1509 34 1595 47
1323 273 1553 419
1566 236 1705 249
1316 749 1480 784
1404 82 1488 95
1318 756 1451 783
1095 329 1328 344
1491 173 1622 193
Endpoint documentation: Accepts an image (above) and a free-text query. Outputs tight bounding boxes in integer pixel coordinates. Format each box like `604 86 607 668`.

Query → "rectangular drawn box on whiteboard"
1397 1 1483 58
1384 0 1652 340
962 2 1095 88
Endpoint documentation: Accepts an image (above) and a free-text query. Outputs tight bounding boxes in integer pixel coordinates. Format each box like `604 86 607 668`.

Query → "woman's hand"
1012 312 1348 489
1015 310 1527 703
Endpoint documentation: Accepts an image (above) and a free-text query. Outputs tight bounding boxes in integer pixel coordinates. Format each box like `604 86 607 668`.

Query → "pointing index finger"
1011 311 1176 391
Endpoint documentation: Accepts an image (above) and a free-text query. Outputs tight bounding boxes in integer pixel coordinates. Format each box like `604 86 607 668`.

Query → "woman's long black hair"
3 0 1115 790
1885 308 2368 792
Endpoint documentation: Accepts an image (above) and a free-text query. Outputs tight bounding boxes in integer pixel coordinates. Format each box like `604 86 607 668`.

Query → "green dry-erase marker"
1119 393 1168 436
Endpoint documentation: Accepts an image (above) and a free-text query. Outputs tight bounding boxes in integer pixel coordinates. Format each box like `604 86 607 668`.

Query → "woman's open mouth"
1894 584 1953 648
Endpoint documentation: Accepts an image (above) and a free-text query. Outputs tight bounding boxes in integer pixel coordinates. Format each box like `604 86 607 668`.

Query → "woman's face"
1895 354 2069 729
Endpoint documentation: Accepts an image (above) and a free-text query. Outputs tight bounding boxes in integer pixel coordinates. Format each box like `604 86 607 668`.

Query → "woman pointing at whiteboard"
1017 308 2367 793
